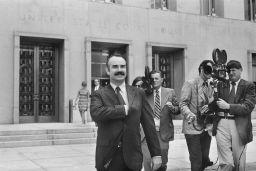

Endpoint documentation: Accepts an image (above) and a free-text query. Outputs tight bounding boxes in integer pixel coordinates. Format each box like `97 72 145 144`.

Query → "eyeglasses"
136 85 141 88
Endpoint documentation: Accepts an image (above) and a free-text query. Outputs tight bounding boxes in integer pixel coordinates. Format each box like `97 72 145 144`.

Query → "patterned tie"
202 81 209 104
154 89 161 119
116 87 126 105
228 82 236 104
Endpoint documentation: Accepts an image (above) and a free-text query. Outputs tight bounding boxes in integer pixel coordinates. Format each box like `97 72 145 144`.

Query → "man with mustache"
90 52 162 171
213 60 256 171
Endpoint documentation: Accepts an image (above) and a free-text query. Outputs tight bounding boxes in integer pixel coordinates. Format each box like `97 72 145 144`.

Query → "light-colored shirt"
230 79 241 94
110 82 129 115
94 85 99 91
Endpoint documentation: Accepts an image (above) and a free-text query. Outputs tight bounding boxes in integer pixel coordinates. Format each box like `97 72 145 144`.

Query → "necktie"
154 89 161 119
202 81 209 104
115 87 126 105
228 82 236 103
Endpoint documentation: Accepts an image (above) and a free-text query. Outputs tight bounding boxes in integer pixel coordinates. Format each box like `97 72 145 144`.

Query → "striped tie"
154 89 161 119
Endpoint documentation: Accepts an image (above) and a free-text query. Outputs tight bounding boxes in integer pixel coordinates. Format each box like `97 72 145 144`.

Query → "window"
151 0 176 11
245 0 256 21
201 0 224 17
252 54 256 88
93 0 122 4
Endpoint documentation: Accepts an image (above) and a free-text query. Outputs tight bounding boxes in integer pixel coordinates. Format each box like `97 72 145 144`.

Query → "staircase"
0 120 256 148
0 123 97 148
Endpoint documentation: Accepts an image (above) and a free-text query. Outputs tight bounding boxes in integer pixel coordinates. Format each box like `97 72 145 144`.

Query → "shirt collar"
110 82 126 93
230 79 241 86
197 76 206 86
154 87 161 94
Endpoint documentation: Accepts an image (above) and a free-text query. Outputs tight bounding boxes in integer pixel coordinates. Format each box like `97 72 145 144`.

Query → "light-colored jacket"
180 76 214 134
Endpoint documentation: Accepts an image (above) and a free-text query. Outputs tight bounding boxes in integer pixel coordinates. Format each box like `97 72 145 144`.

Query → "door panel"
19 45 35 122
19 44 58 123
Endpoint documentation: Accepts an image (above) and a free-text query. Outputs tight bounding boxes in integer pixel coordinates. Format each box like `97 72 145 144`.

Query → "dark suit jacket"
146 87 179 142
90 84 161 170
212 79 256 145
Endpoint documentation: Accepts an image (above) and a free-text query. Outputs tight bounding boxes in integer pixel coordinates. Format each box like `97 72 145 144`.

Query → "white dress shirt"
110 82 129 115
230 79 241 94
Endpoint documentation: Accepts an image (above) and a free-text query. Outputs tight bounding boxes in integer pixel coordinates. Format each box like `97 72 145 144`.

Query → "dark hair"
82 81 87 87
150 70 163 78
106 51 126 69
226 60 242 71
198 60 214 74
132 76 143 86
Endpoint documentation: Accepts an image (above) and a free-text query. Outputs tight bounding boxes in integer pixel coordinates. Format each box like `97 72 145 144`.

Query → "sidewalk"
0 137 255 170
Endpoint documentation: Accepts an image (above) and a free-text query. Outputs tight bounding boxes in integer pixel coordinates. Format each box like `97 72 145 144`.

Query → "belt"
218 112 235 119
219 116 235 119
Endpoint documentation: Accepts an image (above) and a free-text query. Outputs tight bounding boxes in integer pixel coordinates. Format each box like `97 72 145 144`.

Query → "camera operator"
213 60 256 171
141 70 179 171
180 60 214 171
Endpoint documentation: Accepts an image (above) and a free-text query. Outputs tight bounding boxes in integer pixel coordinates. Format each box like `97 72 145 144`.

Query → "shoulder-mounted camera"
211 48 228 82
141 66 154 95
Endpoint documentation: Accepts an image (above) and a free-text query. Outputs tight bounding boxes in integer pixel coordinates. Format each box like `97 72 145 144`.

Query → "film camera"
141 66 154 95
211 48 228 82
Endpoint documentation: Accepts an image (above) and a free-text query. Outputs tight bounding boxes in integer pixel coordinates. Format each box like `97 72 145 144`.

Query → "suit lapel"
105 85 120 105
161 88 168 109
126 85 135 106
148 93 154 110
235 79 244 103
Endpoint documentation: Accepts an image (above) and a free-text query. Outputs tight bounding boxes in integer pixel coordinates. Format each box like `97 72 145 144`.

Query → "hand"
166 101 175 112
200 105 209 114
186 113 196 123
151 156 162 170
216 98 230 110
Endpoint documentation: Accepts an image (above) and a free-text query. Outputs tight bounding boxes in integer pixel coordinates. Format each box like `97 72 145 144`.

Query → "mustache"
114 71 125 76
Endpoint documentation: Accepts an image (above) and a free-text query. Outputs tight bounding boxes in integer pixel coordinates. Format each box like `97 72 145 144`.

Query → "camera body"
141 66 154 95
211 48 228 82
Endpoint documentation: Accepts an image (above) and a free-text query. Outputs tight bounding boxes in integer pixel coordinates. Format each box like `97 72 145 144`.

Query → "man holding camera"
213 60 256 171
141 70 180 171
180 60 214 171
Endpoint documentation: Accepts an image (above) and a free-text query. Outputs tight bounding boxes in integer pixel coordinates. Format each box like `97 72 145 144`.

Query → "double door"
19 44 58 123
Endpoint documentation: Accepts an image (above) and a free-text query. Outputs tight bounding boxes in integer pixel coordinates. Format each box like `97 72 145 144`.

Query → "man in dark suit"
142 70 179 171
214 60 256 171
90 53 162 171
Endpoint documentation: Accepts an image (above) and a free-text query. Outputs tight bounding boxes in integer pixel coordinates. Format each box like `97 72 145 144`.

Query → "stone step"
0 132 96 142
0 138 96 148
0 127 97 136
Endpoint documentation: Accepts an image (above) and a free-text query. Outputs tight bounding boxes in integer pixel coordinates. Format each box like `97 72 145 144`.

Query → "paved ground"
0 137 255 171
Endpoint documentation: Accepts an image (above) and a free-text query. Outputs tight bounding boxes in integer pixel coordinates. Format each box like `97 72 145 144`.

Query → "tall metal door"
19 44 58 123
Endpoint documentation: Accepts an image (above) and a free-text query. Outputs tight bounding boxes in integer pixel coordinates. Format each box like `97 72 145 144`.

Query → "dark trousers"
97 147 141 171
185 131 212 171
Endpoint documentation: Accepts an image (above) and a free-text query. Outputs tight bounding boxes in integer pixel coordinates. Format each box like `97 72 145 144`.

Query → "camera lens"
204 65 213 75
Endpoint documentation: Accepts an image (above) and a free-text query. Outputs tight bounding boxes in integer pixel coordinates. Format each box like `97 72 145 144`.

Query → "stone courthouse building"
0 0 256 124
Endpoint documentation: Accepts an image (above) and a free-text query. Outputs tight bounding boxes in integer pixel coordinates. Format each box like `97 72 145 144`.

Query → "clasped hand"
216 98 230 109
166 101 175 112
